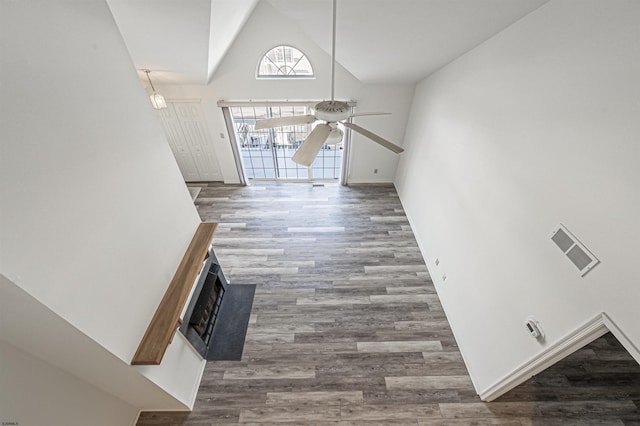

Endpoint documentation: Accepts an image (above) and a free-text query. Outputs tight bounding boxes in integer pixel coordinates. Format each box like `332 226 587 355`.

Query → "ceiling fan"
254 0 404 167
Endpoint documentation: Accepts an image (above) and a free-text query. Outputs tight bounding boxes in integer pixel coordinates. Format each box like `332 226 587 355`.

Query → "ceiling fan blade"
349 112 392 118
342 122 404 154
254 114 316 130
291 124 332 167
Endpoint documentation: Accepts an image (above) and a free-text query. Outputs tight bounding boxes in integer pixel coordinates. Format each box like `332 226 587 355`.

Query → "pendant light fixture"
143 69 167 110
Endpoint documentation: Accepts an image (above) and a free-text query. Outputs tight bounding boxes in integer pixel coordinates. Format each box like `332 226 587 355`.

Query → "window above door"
257 45 314 79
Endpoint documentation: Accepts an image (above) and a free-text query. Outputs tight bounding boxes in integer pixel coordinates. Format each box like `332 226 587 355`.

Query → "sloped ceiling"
107 0 258 84
108 0 548 85
267 0 550 84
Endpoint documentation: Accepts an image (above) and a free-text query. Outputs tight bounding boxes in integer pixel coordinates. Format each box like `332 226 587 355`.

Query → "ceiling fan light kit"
253 0 404 167
326 124 344 145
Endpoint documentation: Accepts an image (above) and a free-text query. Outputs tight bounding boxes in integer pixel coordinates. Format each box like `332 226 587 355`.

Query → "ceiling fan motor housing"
315 100 350 122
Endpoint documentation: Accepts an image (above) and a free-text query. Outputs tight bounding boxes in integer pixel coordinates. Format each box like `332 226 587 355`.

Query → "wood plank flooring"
138 182 640 425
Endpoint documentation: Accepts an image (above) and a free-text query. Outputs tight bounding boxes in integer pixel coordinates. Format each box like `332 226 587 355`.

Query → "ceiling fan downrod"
330 0 337 102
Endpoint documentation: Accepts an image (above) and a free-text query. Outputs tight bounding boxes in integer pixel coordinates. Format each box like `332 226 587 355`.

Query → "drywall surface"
395 0 640 393
0 274 189 410
153 0 414 184
347 84 415 183
134 332 206 410
107 0 212 84
1 0 202 409
208 0 259 81
0 341 139 426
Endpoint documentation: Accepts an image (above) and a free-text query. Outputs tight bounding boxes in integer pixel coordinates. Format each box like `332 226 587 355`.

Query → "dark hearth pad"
206 284 256 361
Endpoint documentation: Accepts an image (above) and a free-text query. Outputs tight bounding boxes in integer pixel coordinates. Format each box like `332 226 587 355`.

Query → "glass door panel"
229 105 342 181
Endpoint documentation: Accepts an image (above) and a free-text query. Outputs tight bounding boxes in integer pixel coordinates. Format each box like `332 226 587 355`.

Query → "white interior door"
159 104 199 181
158 101 223 182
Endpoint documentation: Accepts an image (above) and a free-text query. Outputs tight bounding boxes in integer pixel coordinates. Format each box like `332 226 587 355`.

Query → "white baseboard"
347 178 394 185
479 313 610 401
602 312 640 364
397 191 482 394
131 410 141 426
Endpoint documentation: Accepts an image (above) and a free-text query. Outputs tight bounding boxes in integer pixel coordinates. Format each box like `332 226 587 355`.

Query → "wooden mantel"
131 222 218 365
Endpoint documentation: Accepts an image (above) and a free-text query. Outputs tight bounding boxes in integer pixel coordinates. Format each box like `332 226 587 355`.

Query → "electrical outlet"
219 133 225 139
373 168 378 174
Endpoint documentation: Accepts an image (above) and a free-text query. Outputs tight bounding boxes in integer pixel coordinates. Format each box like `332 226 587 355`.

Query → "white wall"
0 341 138 426
395 0 640 394
348 84 415 183
0 274 191 412
1 0 205 413
153 0 414 184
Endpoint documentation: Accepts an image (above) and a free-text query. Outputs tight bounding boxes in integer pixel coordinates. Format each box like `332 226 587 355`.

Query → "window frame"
256 45 315 79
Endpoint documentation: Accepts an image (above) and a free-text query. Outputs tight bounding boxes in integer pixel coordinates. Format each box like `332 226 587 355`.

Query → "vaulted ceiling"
108 0 549 85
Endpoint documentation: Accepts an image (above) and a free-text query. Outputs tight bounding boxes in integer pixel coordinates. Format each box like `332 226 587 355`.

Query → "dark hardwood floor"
138 182 640 425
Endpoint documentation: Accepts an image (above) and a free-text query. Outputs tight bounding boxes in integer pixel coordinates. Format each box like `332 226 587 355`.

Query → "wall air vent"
550 224 599 276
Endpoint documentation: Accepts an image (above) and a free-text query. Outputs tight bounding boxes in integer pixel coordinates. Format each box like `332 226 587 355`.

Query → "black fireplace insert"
179 251 228 358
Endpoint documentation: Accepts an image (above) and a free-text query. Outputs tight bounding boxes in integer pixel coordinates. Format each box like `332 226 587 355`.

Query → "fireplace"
179 252 228 358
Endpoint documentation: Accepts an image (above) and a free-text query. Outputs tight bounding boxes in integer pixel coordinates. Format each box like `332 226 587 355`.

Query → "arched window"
257 45 314 78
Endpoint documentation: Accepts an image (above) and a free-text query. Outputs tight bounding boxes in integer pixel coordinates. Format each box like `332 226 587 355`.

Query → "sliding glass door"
227 104 344 181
